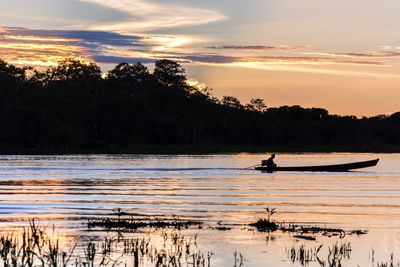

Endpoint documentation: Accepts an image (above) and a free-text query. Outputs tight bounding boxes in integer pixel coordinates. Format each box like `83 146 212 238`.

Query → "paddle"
244 163 261 169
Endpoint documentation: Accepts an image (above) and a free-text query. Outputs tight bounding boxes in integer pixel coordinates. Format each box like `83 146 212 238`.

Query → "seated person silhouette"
262 154 277 168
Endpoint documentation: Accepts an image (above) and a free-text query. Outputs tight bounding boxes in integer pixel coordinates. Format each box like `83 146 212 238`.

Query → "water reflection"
0 153 399 266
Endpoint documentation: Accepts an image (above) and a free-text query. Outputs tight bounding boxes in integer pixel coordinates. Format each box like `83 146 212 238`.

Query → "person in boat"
262 154 277 168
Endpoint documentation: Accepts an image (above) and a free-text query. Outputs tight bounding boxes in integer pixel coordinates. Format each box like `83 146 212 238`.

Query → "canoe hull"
255 159 379 172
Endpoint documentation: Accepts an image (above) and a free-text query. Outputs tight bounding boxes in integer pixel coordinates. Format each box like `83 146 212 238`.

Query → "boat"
255 158 379 172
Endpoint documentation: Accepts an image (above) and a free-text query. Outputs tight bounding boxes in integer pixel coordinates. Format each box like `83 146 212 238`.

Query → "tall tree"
153 59 186 87
222 96 242 109
47 59 101 82
246 98 267 112
107 63 149 84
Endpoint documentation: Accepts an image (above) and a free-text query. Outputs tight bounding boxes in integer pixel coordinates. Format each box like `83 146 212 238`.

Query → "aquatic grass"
0 220 213 267
249 208 279 231
319 242 352 267
250 208 367 239
374 254 400 267
288 244 323 266
288 242 351 267
233 251 246 267
0 220 76 267
88 212 203 232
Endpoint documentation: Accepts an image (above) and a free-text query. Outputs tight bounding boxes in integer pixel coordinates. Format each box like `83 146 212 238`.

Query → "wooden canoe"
255 159 379 172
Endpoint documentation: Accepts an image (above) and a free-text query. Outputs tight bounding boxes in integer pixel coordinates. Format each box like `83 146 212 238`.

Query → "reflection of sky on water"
0 153 399 266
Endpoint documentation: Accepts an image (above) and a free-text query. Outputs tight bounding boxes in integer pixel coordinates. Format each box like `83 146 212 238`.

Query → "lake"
0 153 399 266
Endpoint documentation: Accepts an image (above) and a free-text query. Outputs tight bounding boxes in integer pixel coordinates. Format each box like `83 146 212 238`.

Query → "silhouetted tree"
47 59 101 81
0 58 399 153
106 63 149 84
153 59 186 87
246 98 267 112
222 96 242 109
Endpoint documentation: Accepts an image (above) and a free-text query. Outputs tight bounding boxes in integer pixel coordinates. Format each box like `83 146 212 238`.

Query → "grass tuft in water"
249 207 279 231
288 244 323 266
88 212 203 232
250 208 367 240
0 220 213 267
0 220 76 267
288 242 351 267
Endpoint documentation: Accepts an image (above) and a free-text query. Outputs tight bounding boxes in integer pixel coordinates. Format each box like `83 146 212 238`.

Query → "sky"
1 0 400 116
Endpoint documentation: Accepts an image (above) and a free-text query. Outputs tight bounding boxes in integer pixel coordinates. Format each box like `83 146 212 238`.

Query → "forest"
0 58 399 153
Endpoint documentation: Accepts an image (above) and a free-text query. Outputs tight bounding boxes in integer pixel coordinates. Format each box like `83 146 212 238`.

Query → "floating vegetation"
213 226 232 231
289 226 346 239
88 214 203 232
250 208 367 239
248 208 279 231
292 235 316 241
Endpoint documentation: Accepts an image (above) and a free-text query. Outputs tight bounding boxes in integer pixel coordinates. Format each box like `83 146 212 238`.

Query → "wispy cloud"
231 62 400 80
78 0 226 32
307 51 400 58
206 44 309 51
1 27 144 47
381 46 400 50
0 26 391 75
0 27 146 66
91 55 155 64
241 56 383 66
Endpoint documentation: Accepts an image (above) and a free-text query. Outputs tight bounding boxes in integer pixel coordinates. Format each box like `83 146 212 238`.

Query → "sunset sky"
1 0 400 116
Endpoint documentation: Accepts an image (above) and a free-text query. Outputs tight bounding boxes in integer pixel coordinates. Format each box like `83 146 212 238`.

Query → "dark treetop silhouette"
0 58 399 153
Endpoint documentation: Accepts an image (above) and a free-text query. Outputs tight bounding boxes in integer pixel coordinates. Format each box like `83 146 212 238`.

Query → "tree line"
0 58 399 153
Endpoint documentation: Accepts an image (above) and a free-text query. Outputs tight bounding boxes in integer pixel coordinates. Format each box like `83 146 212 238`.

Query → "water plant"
288 244 323 266
88 211 203 232
287 242 353 267
0 220 76 267
249 207 279 231
318 242 352 267
233 251 246 267
250 208 367 240
0 220 213 267
374 254 400 267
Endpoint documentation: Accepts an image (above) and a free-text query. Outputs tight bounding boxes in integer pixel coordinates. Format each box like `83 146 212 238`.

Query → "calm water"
0 153 399 266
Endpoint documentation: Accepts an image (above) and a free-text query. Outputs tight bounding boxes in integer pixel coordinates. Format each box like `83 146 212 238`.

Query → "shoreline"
1 144 400 155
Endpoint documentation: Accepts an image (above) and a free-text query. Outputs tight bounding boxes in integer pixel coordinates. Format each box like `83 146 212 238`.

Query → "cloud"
206 44 309 51
308 51 400 58
232 62 400 80
181 55 237 64
0 26 147 66
241 56 383 66
0 26 389 73
381 46 400 50
92 55 156 64
1 27 144 47
78 0 226 32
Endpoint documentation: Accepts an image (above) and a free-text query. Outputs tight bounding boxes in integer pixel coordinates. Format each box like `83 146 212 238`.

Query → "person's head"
271 154 275 158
